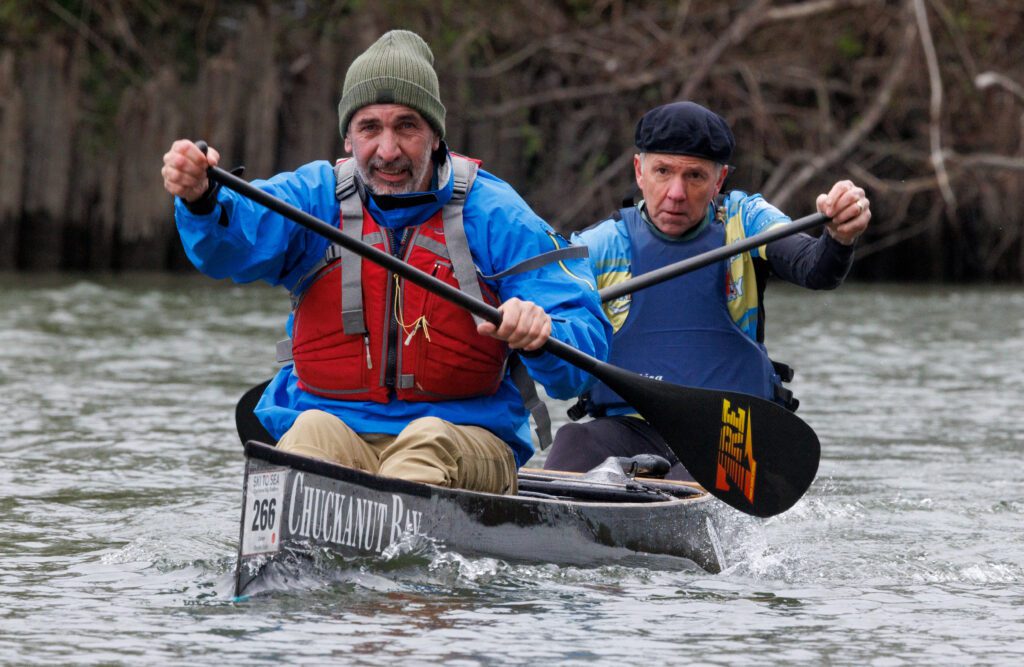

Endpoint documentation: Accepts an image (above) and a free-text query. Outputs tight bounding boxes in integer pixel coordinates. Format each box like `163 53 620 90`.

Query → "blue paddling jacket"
174 149 611 466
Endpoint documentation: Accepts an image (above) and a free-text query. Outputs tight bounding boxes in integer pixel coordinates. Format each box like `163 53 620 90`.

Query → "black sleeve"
765 232 855 290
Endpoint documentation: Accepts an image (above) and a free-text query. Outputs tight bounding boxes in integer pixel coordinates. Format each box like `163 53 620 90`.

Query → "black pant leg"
545 416 695 482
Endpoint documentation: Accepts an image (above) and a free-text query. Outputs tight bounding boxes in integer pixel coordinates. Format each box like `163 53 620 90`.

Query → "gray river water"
1 274 1022 665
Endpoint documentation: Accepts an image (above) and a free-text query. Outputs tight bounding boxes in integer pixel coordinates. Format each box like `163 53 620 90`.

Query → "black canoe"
234 440 725 596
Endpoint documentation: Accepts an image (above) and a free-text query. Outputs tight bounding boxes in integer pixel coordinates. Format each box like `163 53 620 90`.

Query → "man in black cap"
543 100 871 480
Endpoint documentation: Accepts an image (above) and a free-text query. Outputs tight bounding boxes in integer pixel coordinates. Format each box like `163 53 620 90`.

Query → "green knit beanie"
338 30 446 140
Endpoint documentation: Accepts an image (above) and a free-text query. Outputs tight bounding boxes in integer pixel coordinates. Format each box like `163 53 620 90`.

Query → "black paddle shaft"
599 212 829 302
204 163 602 372
202 160 820 517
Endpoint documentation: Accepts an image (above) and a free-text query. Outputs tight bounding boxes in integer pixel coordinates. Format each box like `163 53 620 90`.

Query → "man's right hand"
161 140 220 202
815 179 870 246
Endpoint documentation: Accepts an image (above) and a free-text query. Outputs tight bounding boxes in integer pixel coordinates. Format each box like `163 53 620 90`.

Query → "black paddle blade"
592 360 820 517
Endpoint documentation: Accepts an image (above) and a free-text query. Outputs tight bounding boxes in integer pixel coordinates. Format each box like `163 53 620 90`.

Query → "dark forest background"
1 0 1023 281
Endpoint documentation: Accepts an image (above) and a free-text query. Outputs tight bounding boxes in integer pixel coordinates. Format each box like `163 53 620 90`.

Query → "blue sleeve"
723 190 854 289
174 160 339 290
463 171 612 399
572 217 631 283
723 190 790 260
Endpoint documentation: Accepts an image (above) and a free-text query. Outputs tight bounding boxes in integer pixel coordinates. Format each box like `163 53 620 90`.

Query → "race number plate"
241 468 287 556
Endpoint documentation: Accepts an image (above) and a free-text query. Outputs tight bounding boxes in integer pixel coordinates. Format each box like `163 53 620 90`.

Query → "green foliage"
0 0 44 43
520 123 544 161
560 0 604 23
836 31 864 60
580 151 609 182
949 0 988 34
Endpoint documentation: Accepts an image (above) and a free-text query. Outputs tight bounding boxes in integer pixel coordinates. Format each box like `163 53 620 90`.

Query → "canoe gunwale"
242 440 710 508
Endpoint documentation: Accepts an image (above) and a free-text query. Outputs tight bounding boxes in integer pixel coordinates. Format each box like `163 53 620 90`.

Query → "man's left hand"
816 180 871 246
477 298 552 351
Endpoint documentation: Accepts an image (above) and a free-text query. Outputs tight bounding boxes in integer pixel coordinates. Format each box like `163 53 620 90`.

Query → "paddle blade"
593 361 820 517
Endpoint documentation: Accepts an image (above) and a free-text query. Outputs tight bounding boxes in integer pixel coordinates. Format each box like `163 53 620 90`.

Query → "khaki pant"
276 410 518 495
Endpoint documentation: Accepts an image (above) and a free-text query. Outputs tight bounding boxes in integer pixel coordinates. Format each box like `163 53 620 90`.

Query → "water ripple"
3 277 1024 664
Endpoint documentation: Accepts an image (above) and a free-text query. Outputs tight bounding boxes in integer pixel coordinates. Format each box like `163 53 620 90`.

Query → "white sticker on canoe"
241 468 286 556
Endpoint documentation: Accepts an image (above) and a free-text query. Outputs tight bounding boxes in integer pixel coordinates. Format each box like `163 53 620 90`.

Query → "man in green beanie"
336 29 447 195
161 30 610 495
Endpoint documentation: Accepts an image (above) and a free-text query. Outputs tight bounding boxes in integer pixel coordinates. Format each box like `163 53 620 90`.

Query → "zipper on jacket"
385 272 400 391
382 227 412 392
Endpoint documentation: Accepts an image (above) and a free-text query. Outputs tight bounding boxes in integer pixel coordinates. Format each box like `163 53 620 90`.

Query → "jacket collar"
358 144 454 229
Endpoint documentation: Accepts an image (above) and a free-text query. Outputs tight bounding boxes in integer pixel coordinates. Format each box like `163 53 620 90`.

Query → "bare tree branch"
914 0 956 210
554 149 635 228
855 200 943 260
763 0 875 23
769 8 919 208
976 71 1024 104
42 0 142 83
679 0 771 100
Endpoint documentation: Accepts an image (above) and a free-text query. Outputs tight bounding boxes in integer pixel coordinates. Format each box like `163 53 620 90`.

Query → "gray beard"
356 154 433 196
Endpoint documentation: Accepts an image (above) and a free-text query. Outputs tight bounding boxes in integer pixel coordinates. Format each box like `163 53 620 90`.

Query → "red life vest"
289 155 508 403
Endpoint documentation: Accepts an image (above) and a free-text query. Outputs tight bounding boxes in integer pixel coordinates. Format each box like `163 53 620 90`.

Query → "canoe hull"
235 441 724 596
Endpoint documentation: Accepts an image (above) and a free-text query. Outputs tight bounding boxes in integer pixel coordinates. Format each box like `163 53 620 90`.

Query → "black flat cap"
634 101 735 164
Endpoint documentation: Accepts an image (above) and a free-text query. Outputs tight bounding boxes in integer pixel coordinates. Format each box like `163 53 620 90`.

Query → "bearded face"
345 104 440 195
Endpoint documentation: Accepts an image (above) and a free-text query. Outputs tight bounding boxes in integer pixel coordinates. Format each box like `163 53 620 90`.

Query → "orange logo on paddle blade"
716 399 757 503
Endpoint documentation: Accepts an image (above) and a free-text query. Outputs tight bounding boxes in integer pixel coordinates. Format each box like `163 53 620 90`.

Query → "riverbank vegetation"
1 0 1022 280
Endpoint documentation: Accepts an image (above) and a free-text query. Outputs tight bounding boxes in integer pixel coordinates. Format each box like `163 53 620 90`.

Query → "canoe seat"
235 380 277 446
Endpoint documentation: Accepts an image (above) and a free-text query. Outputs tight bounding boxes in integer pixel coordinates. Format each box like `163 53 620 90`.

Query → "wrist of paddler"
183 180 221 215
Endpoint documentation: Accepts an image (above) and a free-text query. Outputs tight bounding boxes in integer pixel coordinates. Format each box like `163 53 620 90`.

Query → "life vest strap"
335 160 367 335
440 158 484 324
480 244 589 281
771 359 795 383
566 395 589 422
412 234 449 259
276 338 293 364
510 356 552 449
